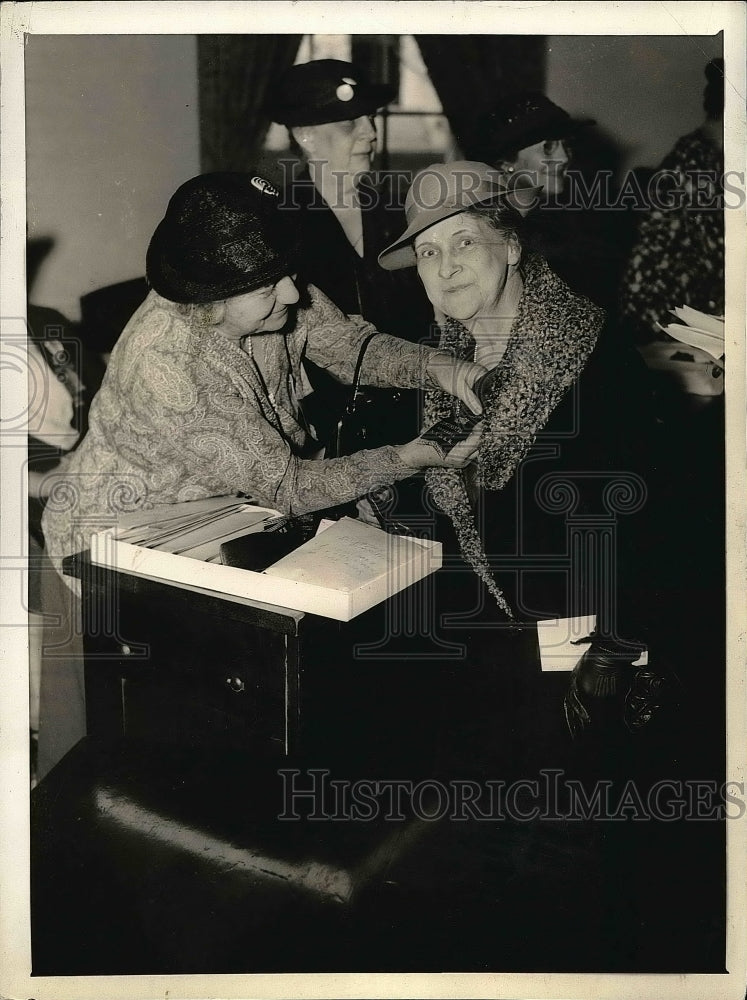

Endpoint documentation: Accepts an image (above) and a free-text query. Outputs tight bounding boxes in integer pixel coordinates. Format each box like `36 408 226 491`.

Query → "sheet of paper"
671 305 725 338
659 322 725 361
537 616 648 672
264 516 425 592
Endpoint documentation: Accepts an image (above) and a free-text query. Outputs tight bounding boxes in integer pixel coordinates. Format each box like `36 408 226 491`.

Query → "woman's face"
414 213 520 323
293 116 378 180
219 275 300 342
510 138 571 196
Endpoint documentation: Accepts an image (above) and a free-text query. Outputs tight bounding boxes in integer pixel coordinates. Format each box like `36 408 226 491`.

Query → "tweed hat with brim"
378 161 543 271
146 172 299 304
268 59 395 127
471 91 595 163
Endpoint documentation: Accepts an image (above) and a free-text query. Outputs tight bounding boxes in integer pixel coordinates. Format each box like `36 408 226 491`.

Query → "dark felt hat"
471 91 595 163
146 172 299 304
267 59 395 127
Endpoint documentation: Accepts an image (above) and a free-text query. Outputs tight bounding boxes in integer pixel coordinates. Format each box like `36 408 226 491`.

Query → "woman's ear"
507 235 522 268
496 158 517 176
290 126 313 157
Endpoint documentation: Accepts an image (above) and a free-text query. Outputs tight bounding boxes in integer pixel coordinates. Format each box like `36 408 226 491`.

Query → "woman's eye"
543 140 557 156
460 238 474 248
416 247 436 260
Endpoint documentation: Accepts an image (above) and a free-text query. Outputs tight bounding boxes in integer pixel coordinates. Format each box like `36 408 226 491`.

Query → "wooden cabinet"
64 553 450 763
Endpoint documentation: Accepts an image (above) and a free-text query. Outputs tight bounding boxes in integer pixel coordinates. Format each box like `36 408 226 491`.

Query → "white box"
89 523 442 622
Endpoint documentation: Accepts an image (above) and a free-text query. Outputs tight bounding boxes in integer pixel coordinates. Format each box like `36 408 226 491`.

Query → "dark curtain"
415 35 546 156
197 35 302 172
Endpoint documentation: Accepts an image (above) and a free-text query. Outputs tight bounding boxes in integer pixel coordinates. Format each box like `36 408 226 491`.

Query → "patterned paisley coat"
41 283 433 581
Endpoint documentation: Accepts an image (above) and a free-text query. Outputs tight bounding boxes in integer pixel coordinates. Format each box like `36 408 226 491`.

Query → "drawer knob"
225 675 245 693
120 644 132 656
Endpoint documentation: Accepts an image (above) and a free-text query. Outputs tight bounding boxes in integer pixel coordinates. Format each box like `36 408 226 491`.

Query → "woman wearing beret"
41 171 486 588
379 162 662 708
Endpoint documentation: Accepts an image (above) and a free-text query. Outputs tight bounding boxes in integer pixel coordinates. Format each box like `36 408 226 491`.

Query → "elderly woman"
379 162 657 642
268 59 432 447
378 160 682 750
41 171 485 588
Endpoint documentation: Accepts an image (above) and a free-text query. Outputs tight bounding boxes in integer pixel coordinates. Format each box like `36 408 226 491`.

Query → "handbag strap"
346 331 379 414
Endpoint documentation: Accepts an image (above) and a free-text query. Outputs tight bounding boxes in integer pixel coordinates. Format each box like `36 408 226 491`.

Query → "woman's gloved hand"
396 421 484 469
425 351 488 416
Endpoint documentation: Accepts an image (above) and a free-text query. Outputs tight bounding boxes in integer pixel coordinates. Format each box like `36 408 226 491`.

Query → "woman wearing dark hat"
268 59 433 447
378 162 661 685
466 91 620 306
469 91 593 199
41 171 486 589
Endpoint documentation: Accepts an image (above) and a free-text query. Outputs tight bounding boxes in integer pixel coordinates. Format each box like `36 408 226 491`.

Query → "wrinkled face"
219 275 300 341
511 138 571 196
414 213 521 323
293 115 378 180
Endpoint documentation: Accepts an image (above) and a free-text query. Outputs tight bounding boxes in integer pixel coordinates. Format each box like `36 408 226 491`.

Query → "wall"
545 34 724 178
24 32 724 321
25 35 200 320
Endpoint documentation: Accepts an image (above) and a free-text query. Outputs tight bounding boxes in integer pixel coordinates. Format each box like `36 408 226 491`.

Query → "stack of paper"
657 305 725 362
113 496 281 562
90 505 442 621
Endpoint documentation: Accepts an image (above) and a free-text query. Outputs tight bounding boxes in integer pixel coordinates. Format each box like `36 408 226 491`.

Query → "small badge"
336 77 357 102
250 175 279 197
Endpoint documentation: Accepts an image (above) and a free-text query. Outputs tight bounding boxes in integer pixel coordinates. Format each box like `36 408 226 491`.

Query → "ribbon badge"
250 176 279 198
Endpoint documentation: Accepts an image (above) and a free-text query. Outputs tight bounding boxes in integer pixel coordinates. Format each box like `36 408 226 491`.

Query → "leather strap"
346 332 379 414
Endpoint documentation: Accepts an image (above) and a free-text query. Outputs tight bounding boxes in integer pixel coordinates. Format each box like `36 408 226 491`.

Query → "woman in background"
465 91 622 307
619 58 724 342
268 59 432 447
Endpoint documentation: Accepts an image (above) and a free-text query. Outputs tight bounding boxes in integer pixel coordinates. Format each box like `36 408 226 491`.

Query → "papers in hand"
657 305 725 362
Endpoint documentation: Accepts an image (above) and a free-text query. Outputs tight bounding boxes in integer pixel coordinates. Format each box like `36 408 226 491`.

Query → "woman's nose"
276 276 300 305
356 115 377 141
438 249 459 279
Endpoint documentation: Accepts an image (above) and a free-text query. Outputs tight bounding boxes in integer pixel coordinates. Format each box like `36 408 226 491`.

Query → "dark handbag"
330 332 379 458
330 333 419 458
329 334 426 537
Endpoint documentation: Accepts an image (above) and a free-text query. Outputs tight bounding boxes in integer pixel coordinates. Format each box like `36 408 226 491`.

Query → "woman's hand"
426 351 488 415
396 422 484 470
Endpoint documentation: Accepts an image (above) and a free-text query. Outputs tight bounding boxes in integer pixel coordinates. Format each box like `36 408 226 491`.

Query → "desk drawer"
85 584 298 752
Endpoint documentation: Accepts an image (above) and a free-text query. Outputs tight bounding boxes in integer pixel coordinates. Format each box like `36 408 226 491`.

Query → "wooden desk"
63 552 463 763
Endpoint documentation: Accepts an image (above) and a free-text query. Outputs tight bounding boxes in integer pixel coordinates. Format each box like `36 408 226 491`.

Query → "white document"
537 615 647 672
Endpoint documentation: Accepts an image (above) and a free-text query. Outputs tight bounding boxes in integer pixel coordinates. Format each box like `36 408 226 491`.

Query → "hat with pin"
147 172 299 304
268 59 396 127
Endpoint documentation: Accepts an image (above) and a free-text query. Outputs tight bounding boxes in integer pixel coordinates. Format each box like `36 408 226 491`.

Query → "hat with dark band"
268 59 396 127
470 91 595 163
146 172 299 304
378 161 542 271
